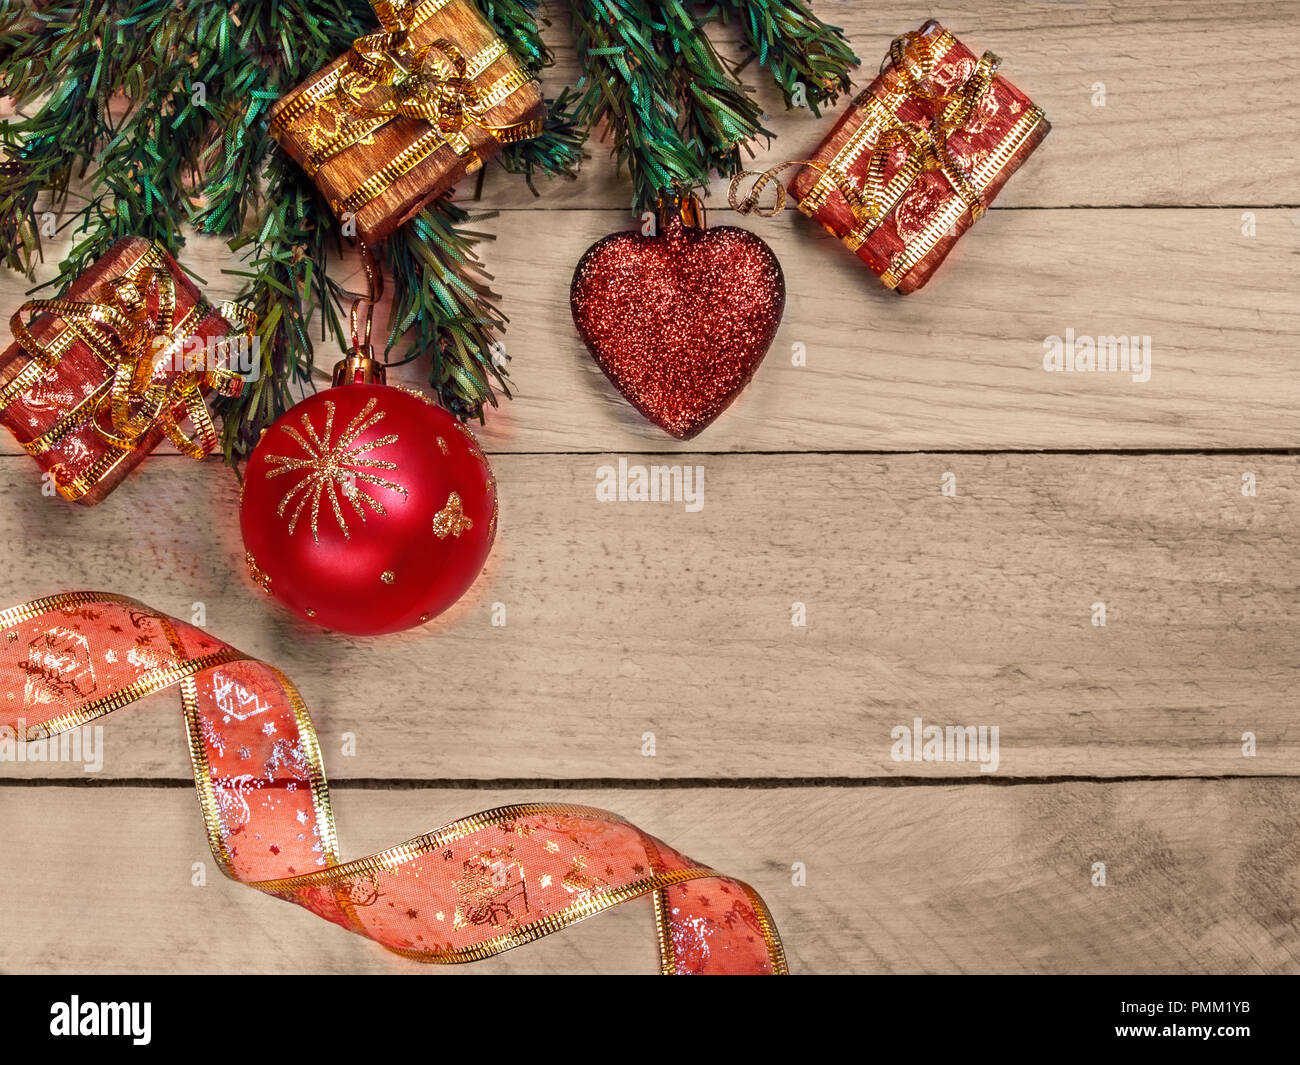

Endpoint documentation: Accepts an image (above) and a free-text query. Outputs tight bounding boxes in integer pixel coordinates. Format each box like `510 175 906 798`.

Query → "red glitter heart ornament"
571 195 785 439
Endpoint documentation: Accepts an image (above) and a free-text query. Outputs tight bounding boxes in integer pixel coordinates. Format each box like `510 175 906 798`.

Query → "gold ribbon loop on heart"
6 242 255 466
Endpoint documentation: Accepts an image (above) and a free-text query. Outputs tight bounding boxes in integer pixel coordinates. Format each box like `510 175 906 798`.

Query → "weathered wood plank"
4 1 1296 211
486 0 1300 211
1 453 1295 781
1 782 1295 974
2 207 1298 455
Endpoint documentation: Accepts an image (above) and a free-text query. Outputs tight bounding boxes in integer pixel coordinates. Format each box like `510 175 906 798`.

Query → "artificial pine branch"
216 150 350 464
475 1 586 187
1 0 853 463
659 0 770 179
496 86 586 191
476 0 554 67
385 198 510 420
0 3 115 274
192 1 372 462
0 0 52 270
0 1 54 98
194 0 369 238
369 0 585 422
568 0 715 211
1 0 563 461
709 0 857 114
566 0 852 213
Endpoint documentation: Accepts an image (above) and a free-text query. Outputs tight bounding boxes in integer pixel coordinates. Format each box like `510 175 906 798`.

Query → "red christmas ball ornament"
240 356 497 636
571 191 785 439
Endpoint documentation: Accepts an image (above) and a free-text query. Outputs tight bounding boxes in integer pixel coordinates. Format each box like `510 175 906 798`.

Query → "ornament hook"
348 243 385 358
338 244 388 385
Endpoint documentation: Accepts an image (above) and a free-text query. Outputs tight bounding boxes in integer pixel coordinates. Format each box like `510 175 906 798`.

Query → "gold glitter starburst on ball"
246 552 272 595
265 398 407 543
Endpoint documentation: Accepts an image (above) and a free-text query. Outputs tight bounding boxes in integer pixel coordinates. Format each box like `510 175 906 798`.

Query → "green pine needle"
708 0 858 115
0 0 858 462
566 0 853 213
385 198 510 421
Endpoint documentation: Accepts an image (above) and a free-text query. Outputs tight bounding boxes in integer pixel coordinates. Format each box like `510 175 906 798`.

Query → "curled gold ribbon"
0 592 787 974
875 28 1000 227
350 33 490 135
4 241 256 475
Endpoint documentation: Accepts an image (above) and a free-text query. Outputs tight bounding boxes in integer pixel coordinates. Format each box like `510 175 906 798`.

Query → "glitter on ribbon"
0 592 787 974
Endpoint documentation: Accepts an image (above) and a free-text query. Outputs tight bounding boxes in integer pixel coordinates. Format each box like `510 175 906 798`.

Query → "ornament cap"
332 354 388 386
658 190 707 235
678 191 707 230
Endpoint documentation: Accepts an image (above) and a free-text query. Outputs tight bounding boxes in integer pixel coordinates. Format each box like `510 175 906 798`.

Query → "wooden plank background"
2 0 1299 973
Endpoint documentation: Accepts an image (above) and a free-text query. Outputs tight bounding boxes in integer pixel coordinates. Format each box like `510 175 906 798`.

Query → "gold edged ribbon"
271 0 541 217
732 25 1046 289
0 241 255 498
0 592 787 974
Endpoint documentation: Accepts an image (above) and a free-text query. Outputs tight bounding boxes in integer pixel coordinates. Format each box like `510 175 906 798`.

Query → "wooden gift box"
0 237 248 504
789 20 1050 293
269 0 546 245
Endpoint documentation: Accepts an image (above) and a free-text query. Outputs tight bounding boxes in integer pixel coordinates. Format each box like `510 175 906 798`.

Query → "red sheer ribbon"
0 592 787 974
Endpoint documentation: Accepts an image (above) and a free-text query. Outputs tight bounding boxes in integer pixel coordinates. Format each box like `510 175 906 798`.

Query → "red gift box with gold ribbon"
788 20 1050 293
0 237 255 504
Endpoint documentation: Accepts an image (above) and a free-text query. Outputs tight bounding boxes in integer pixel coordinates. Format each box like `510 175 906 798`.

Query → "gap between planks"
5 773 1300 789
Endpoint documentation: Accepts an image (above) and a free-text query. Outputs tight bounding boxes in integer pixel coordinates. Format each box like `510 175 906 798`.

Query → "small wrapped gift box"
270 0 546 245
0 237 255 504
789 20 1049 293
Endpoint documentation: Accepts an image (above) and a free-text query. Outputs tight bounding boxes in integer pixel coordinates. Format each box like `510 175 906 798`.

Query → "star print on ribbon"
6 241 255 464
0 592 787 974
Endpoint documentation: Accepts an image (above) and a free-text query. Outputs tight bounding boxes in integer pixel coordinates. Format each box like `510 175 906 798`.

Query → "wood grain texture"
2 782 1296 974
1 0 1298 976
2 206 1298 455
484 0 1300 211
0 452 1294 781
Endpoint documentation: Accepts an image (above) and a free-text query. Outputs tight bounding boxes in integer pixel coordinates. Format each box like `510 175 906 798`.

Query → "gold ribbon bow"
276 0 541 217
869 28 1001 227
3 242 255 479
350 28 487 135
731 28 1007 271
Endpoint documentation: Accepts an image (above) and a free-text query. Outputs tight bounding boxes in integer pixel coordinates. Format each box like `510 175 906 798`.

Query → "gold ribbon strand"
730 27 1019 279
0 592 788 974
271 0 542 217
3 241 256 478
